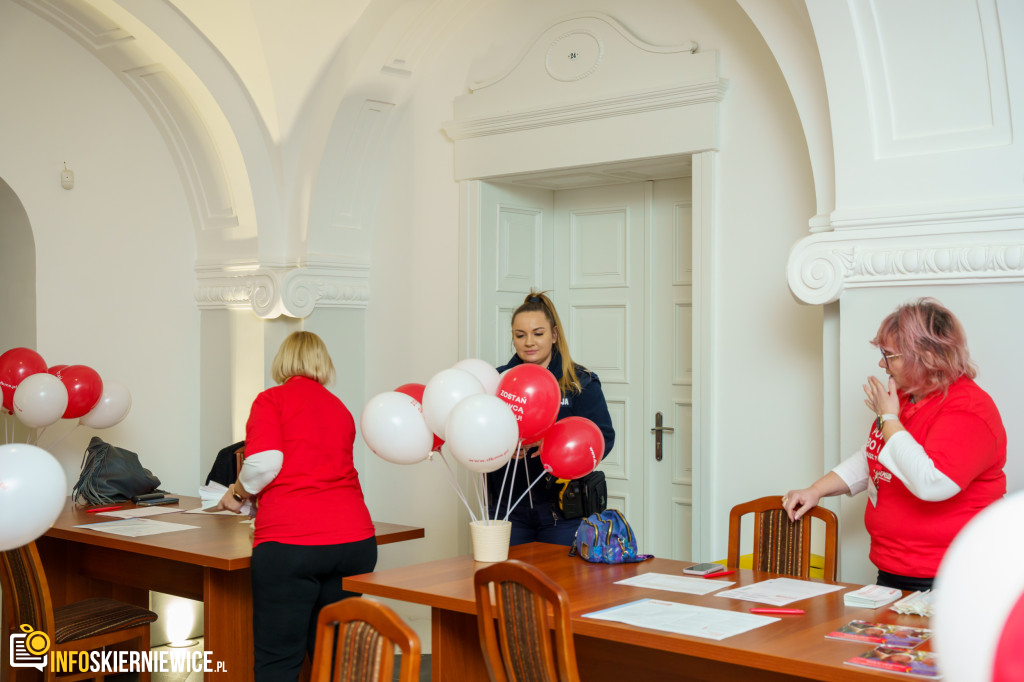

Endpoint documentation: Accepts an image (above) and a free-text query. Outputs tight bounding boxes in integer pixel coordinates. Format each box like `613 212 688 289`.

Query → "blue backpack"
569 510 653 564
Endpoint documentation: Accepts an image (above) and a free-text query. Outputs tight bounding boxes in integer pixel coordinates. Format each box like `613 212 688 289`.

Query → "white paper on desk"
615 573 734 595
96 507 183 518
583 598 778 641
715 577 843 606
73 518 200 537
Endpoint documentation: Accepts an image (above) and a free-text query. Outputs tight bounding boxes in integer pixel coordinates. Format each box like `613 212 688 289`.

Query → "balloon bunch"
0 347 132 446
360 358 604 523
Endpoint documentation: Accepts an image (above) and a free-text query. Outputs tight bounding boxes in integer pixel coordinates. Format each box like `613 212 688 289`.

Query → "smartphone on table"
682 562 725 575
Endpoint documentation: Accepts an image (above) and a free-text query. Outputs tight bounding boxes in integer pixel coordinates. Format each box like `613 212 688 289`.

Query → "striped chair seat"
54 597 158 644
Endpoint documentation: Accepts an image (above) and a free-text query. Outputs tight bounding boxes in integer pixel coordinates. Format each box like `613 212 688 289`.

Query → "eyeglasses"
880 348 902 369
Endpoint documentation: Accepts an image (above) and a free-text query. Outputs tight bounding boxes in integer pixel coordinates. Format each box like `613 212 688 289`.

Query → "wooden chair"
310 597 420 682
474 560 580 682
0 541 157 681
727 495 839 581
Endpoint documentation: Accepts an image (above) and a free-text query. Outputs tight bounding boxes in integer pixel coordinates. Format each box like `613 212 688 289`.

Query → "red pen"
85 506 123 513
704 570 736 578
749 608 805 615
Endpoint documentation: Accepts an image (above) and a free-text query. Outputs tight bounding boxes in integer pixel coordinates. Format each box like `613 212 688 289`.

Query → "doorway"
472 163 697 560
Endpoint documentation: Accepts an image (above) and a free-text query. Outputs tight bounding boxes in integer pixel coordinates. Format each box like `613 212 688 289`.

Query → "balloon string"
525 454 534 509
481 472 489 522
471 471 484 522
504 470 548 522
432 452 478 523
493 440 521 520
40 422 79 451
34 426 47 446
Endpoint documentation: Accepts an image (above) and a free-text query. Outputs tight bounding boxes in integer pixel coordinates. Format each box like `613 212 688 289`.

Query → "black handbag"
72 436 162 504
556 470 607 520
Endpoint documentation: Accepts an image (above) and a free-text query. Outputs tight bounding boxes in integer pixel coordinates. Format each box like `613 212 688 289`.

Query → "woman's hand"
863 375 899 418
211 485 245 514
782 487 821 522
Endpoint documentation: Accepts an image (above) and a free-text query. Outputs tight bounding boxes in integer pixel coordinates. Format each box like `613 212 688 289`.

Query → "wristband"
875 413 899 432
231 486 245 503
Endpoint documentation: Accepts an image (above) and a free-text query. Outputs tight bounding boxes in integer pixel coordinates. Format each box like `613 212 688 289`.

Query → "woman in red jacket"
783 298 1006 591
216 331 375 681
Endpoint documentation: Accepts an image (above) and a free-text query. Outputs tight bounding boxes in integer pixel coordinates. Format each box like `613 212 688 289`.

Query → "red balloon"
52 365 103 419
394 382 444 450
47 364 69 375
496 364 561 443
0 348 47 413
539 417 604 480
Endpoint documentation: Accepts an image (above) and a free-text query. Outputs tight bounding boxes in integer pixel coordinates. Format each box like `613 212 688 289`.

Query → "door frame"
456 150 718 559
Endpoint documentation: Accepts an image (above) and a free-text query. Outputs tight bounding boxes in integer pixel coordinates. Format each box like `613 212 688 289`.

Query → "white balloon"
78 380 132 429
933 490 1024 682
13 373 68 428
360 392 433 465
0 443 68 551
445 394 519 473
422 368 484 441
452 358 501 395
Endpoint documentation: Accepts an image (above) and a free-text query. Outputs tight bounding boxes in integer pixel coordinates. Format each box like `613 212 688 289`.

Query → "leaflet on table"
94 507 183 519
715 577 843 606
827 620 932 649
73 518 200 537
845 646 942 678
582 598 777 641
843 584 903 608
614 573 734 595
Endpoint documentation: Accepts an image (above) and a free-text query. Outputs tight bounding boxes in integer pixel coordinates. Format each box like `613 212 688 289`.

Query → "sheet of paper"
583 598 778 640
73 518 200 537
96 506 184 518
197 483 253 515
615 572 735 595
715 577 843 606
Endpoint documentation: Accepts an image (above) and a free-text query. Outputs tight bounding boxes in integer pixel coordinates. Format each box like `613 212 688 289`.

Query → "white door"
477 177 693 559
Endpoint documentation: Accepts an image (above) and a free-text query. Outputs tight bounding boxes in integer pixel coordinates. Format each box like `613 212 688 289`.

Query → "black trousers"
251 537 378 682
876 569 933 592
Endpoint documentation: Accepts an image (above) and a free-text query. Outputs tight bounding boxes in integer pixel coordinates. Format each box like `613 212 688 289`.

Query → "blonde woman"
216 331 375 681
488 290 615 545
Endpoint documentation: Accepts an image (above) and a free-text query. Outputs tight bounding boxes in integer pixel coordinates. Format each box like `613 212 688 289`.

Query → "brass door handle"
651 412 674 462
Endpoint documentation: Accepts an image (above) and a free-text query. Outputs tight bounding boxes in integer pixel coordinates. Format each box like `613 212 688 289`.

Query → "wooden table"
6 495 423 682
345 542 931 681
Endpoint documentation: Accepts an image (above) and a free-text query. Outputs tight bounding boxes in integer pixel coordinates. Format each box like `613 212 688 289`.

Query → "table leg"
203 567 254 681
431 609 489 682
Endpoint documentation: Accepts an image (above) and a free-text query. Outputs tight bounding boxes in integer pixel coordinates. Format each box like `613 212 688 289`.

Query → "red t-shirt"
864 376 1006 577
245 376 374 547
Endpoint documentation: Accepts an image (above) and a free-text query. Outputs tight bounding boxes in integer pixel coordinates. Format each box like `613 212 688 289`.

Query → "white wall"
0 1 201 493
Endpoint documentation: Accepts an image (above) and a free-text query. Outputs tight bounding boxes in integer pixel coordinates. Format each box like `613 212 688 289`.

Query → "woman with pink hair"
783 298 1006 590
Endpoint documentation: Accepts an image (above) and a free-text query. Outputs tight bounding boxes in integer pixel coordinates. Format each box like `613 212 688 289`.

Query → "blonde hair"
511 290 582 395
271 331 336 386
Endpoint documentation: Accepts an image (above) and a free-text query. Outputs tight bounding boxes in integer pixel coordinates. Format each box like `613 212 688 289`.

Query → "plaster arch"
0 177 37 352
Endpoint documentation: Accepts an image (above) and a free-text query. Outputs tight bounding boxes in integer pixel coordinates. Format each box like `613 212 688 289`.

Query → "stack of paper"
844 585 903 608
890 590 934 617
199 483 254 516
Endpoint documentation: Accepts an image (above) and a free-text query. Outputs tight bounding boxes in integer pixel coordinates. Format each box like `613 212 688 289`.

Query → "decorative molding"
195 260 370 318
788 218 1024 305
444 80 728 140
545 29 604 82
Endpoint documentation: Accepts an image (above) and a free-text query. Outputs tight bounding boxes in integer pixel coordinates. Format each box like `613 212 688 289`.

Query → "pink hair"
871 298 976 397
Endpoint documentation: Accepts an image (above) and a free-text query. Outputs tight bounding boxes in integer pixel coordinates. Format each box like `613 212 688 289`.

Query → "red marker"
704 570 736 578
85 506 122 513
750 608 805 615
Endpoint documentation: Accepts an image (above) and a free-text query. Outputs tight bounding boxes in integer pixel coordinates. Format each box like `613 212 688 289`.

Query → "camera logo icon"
10 624 49 671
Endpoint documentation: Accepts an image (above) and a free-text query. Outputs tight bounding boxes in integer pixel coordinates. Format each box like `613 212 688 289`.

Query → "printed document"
614 573 734 595
73 518 200 537
715 577 843 606
583 598 778 640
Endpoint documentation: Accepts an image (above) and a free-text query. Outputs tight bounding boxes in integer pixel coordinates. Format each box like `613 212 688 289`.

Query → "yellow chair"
727 496 838 581
310 597 421 682
1 541 157 682
474 560 580 682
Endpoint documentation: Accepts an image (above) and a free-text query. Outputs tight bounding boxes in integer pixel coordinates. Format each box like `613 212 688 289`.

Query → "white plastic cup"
470 520 512 562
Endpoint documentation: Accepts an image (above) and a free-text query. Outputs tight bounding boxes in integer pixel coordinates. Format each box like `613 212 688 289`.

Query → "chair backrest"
310 597 421 682
474 560 580 682
727 496 838 581
0 542 57 640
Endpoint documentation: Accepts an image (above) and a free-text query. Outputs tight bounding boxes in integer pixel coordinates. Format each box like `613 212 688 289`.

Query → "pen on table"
749 608 805 615
703 570 736 578
85 506 123 513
